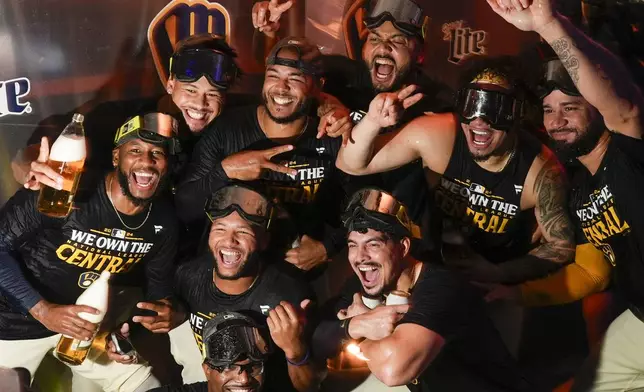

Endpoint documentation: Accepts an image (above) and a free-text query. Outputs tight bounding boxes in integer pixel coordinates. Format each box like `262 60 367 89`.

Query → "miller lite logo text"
0 77 32 118
442 21 487 65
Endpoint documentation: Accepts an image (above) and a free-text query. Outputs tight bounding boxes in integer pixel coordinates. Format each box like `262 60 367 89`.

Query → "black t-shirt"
327 265 531 391
569 132 644 309
438 130 542 264
0 179 179 340
321 55 454 257
176 105 347 253
174 256 315 392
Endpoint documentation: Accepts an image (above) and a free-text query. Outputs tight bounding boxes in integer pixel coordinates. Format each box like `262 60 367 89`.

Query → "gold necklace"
106 175 152 231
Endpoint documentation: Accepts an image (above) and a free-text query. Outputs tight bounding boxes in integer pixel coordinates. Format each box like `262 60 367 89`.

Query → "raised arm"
336 87 454 176
488 0 643 138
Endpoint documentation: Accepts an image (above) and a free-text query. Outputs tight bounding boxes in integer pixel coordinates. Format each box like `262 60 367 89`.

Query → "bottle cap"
99 270 111 280
72 113 85 123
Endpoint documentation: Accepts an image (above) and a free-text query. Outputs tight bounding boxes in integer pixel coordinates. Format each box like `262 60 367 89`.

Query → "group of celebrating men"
1 0 644 391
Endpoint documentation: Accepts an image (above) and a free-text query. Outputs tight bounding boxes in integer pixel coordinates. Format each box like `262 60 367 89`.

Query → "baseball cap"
114 112 180 154
266 36 323 76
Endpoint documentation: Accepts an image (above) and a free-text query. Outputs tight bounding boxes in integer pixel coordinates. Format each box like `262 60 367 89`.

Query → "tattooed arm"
488 0 643 139
494 154 575 284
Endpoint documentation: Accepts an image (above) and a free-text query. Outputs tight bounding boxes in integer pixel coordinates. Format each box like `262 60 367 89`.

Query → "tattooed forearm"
550 38 580 84
532 160 575 263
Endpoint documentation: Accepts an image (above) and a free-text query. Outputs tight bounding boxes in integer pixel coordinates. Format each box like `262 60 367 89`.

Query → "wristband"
340 317 353 340
286 349 310 366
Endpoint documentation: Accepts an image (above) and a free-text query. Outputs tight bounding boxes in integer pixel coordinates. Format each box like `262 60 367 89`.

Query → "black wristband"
340 317 353 340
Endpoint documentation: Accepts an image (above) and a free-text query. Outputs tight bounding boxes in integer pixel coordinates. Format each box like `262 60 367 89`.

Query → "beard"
262 93 314 125
116 167 168 207
366 55 412 93
550 118 605 162
210 248 262 281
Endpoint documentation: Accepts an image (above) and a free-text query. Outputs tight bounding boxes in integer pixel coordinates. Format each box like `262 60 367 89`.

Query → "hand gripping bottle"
56 271 110 365
37 113 87 218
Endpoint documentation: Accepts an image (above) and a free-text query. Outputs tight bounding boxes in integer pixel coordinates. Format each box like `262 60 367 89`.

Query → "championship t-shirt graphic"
436 177 519 235
0 179 178 340
574 184 630 266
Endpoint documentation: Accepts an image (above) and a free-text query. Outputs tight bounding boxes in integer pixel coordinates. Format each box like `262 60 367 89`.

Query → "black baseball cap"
266 36 323 77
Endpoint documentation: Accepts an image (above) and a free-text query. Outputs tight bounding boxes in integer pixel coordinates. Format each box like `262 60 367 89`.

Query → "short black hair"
352 227 406 244
174 33 238 59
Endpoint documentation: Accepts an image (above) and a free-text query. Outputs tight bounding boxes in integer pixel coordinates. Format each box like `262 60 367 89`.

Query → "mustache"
549 127 578 134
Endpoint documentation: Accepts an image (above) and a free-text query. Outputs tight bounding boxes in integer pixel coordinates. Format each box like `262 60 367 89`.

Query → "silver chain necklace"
106 175 152 231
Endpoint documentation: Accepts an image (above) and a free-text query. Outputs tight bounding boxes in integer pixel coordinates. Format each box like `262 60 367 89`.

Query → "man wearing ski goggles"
338 57 574 287
166 34 241 134
313 189 529 390
168 184 323 390
151 312 271 392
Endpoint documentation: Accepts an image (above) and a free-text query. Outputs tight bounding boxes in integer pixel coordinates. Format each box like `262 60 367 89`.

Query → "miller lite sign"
442 20 487 65
0 77 32 118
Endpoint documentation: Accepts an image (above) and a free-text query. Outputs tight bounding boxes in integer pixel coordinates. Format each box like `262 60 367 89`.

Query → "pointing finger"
38 137 50 163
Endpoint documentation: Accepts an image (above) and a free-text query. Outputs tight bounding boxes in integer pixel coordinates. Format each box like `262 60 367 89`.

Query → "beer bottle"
37 113 87 218
56 270 110 366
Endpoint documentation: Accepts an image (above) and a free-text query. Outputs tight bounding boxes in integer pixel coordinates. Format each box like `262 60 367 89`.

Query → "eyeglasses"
210 361 265 377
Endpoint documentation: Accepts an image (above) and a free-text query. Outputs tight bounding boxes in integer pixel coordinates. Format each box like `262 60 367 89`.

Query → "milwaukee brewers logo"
147 0 231 84
78 271 101 289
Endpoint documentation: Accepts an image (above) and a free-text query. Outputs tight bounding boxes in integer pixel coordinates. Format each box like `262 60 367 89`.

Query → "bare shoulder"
524 145 566 208
403 113 458 174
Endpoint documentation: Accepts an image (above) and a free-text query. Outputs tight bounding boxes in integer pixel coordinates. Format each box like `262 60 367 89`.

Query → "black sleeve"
175 123 230 224
399 266 476 340
311 278 361 359
144 219 179 301
0 190 45 312
320 55 362 96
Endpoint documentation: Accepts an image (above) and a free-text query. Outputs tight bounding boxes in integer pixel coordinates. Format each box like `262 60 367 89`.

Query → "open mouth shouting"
130 169 159 193
356 263 382 291
469 127 494 149
217 247 244 271
371 56 396 86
